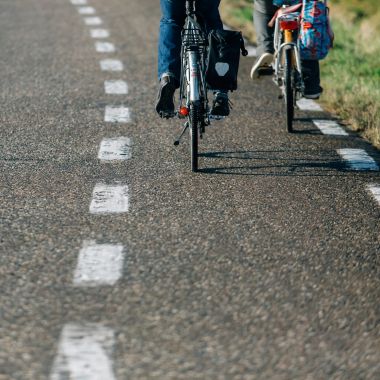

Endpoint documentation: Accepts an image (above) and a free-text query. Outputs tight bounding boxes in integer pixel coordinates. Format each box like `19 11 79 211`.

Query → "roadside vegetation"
220 0 380 148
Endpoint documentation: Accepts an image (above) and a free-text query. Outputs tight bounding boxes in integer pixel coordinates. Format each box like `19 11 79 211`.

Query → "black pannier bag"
206 29 248 91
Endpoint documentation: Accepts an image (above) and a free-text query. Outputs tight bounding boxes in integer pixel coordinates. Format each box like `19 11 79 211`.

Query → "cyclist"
250 0 323 99
156 0 230 118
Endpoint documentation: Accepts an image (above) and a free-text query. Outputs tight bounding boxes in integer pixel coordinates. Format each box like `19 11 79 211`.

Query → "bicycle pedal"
258 67 274 76
209 114 226 121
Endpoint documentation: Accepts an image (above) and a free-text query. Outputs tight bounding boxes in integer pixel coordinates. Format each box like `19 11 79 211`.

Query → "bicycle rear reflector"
179 106 189 117
280 20 299 31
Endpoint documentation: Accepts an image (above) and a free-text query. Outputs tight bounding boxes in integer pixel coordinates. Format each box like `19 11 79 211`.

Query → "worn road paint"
104 80 128 95
104 106 131 123
73 241 125 286
91 29 110 39
84 17 102 26
337 149 379 171
70 0 87 4
367 184 380 206
297 98 323 112
50 323 116 380
95 42 116 53
89 183 129 214
98 137 131 161
78 6 96 14
100 59 123 71
313 119 348 136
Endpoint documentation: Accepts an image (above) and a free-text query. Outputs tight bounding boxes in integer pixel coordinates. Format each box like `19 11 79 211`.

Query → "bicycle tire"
284 48 294 133
189 102 199 172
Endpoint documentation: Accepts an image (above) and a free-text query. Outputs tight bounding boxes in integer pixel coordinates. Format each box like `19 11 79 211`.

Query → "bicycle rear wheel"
189 102 199 172
284 48 294 133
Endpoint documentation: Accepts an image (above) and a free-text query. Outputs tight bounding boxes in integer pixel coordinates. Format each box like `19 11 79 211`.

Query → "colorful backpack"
273 0 301 6
299 0 334 60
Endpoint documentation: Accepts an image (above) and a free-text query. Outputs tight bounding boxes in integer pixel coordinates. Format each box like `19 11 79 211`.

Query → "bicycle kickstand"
173 121 189 146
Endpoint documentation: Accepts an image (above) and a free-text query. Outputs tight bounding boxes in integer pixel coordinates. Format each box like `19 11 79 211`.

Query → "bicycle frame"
273 12 303 92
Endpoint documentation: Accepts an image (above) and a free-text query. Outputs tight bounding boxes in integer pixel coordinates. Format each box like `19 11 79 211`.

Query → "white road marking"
89 183 129 214
337 149 379 171
313 119 348 136
104 80 128 95
297 98 323 112
78 6 96 14
70 0 87 4
73 241 125 286
100 59 124 71
84 17 103 26
91 29 110 39
98 137 131 161
104 106 131 123
95 42 116 53
367 184 380 206
50 323 116 380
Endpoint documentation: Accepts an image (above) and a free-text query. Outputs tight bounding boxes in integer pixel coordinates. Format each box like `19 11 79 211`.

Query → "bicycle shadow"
197 149 348 176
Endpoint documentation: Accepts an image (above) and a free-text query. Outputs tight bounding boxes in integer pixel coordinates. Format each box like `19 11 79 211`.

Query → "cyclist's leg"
302 59 323 99
251 0 277 79
156 0 186 117
197 0 223 32
158 0 186 84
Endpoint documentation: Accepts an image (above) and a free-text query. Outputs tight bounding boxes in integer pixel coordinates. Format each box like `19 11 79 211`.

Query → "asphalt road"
0 0 379 379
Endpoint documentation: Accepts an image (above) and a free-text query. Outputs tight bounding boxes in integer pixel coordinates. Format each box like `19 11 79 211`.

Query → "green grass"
220 0 380 148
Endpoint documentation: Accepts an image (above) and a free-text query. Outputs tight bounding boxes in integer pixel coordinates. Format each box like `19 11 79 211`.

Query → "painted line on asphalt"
104 106 131 123
89 183 129 214
73 241 125 286
84 17 103 26
104 80 128 95
100 59 124 71
313 119 348 136
95 42 116 53
50 323 116 380
91 29 110 39
337 149 379 171
297 98 323 112
70 0 87 4
367 184 380 206
98 137 131 161
78 6 96 14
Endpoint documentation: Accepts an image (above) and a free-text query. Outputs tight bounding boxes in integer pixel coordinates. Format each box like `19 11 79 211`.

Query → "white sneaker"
250 52 274 80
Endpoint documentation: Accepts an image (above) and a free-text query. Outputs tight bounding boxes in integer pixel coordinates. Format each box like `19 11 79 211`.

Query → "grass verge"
220 0 380 148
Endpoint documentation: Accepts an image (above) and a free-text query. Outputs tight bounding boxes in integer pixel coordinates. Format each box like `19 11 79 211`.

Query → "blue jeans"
158 0 223 86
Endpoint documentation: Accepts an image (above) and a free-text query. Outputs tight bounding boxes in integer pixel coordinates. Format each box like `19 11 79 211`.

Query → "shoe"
210 92 230 117
304 85 323 99
250 52 274 80
155 75 176 118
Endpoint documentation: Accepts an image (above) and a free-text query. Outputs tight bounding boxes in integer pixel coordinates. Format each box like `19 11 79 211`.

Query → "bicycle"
172 0 210 172
272 2 304 133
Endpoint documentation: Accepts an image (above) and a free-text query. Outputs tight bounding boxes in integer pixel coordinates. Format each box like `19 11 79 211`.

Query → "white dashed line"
73 241 125 286
104 106 131 123
91 29 110 38
100 59 124 71
104 80 128 94
98 137 131 161
367 184 380 206
337 149 379 171
95 42 116 53
78 6 96 14
89 183 129 214
313 119 348 136
70 0 87 4
297 98 323 112
50 323 116 380
84 17 103 26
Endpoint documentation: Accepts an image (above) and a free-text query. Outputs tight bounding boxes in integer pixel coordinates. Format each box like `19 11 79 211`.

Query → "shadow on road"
197 150 350 176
